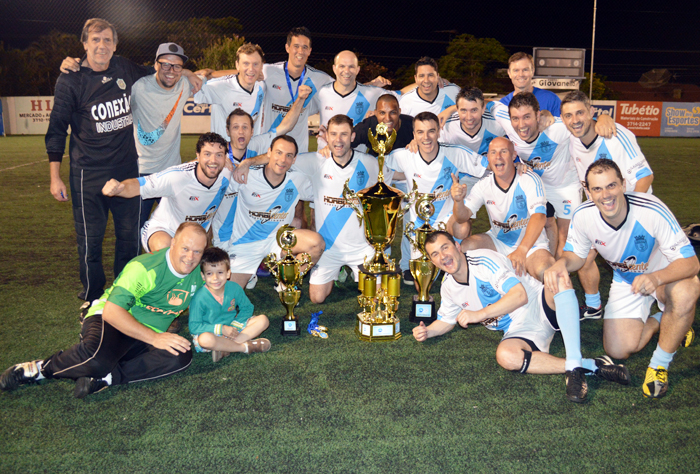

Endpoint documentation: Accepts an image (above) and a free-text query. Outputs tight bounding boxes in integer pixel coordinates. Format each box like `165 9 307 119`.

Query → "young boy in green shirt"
189 247 271 362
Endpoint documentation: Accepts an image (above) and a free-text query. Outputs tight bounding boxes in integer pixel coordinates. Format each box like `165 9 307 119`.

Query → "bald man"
315 50 397 148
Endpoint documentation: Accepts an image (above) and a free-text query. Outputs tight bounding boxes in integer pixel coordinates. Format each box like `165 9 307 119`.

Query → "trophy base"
281 319 301 336
355 313 402 342
409 295 436 323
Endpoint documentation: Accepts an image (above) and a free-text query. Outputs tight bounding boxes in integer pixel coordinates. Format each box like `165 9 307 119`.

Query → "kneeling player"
188 247 271 362
545 159 700 399
415 231 631 403
453 137 553 282
223 135 325 289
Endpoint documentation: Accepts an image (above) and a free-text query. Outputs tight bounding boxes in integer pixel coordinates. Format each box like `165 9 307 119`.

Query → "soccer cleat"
680 327 695 349
0 361 43 392
337 266 350 283
565 368 589 403
643 366 668 399
579 305 602 321
403 269 414 286
79 301 91 324
246 274 258 289
256 263 271 278
594 355 631 385
74 377 109 399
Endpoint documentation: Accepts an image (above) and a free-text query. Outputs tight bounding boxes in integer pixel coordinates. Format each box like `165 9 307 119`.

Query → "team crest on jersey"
634 235 648 252
356 171 366 186
166 289 189 306
515 195 525 210
479 284 497 298
441 167 452 179
355 102 365 115
598 153 608 159
116 78 126 90
102 76 112 84
284 188 294 202
539 140 553 153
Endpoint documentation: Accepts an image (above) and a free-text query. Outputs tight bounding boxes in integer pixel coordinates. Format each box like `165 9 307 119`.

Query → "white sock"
34 360 45 381
103 373 112 385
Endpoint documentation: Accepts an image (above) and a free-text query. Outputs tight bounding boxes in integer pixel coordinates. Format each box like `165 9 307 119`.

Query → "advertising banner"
660 102 700 137
616 101 663 137
591 100 616 120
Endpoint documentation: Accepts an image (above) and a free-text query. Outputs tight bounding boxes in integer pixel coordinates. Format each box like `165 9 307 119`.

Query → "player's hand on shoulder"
366 76 392 88
515 162 529 176
406 139 419 154
233 162 250 184
437 107 455 129
317 124 328 142
318 145 332 159
594 113 617 139
152 332 191 355
194 68 214 79
183 70 203 93
102 178 125 197
450 173 468 201
60 57 81 74
412 321 429 342
538 110 555 131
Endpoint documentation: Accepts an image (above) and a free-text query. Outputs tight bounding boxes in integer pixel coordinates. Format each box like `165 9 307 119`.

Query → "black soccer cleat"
565 368 589 403
0 361 42 392
594 355 631 385
74 377 110 399
579 305 602 321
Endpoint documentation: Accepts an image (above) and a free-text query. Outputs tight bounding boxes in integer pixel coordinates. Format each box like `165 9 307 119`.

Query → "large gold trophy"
404 192 445 323
263 225 312 336
342 122 403 341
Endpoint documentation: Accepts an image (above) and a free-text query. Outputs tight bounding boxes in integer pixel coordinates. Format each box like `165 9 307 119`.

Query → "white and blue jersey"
569 124 653 192
441 110 506 157
292 150 388 255
316 81 394 128
399 84 460 117
194 75 265 139
385 144 488 228
491 101 579 188
261 62 332 153
139 162 232 233
564 192 695 285
465 170 549 251
500 87 561 117
228 165 313 247
212 132 277 247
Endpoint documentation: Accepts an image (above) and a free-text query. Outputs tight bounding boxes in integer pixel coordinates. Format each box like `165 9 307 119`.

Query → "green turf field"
1 135 699 472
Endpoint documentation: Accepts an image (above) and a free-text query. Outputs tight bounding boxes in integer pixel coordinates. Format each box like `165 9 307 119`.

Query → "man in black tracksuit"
46 19 153 303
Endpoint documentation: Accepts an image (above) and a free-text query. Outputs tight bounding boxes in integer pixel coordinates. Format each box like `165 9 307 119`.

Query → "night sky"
1 0 698 83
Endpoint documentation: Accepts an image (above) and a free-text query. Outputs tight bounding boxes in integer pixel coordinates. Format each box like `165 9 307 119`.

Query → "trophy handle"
263 253 280 279
403 221 419 252
436 221 447 231
342 179 363 225
401 180 420 215
296 253 313 280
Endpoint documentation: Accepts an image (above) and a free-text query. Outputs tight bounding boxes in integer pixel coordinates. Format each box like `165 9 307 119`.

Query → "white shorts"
228 237 282 275
545 181 582 220
141 220 175 253
486 233 550 259
502 289 556 353
604 277 664 322
309 245 375 285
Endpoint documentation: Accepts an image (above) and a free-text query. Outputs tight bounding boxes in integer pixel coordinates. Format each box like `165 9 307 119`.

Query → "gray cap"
155 43 188 62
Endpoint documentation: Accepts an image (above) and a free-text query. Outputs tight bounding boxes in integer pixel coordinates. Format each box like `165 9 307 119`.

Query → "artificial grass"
0 135 699 473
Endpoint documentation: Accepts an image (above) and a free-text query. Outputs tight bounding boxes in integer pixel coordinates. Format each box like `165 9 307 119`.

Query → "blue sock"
649 344 675 370
581 358 597 373
584 292 601 309
554 289 583 371
650 312 662 324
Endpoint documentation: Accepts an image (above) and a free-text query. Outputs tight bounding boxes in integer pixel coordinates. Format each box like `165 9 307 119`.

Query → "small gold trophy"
404 192 445 323
263 225 312 336
343 122 404 341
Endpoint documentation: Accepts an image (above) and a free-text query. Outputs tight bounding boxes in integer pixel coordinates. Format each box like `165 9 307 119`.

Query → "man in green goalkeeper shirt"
0 222 207 399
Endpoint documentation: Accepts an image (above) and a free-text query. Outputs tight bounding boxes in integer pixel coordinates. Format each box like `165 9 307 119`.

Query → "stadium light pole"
589 0 597 99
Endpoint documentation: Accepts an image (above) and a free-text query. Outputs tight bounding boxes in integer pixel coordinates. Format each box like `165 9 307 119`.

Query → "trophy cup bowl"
263 225 312 336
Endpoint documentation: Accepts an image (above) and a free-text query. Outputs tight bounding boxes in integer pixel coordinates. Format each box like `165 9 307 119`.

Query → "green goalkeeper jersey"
86 248 204 333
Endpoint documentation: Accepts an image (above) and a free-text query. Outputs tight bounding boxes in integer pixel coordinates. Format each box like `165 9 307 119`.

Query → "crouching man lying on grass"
413 231 631 404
